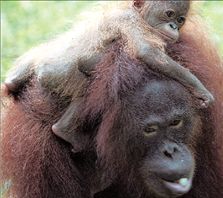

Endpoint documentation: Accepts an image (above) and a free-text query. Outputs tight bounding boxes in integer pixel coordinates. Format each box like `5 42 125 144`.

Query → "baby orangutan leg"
52 100 82 145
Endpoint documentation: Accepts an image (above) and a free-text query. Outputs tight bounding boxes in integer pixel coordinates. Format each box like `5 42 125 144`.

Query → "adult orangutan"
1 9 223 198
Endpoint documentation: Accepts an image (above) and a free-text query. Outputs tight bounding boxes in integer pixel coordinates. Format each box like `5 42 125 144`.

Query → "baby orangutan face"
143 1 190 43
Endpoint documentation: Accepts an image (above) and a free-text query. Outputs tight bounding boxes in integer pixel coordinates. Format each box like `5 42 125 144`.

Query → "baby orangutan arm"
136 43 214 107
106 8 214 107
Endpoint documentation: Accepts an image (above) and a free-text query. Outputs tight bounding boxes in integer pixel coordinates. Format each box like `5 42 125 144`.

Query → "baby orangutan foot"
52 100 81 139
52 123 69 142
52 121 75 144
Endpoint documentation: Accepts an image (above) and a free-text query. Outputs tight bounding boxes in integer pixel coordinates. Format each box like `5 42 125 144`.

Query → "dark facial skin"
123 79 197 197
144 1 190 42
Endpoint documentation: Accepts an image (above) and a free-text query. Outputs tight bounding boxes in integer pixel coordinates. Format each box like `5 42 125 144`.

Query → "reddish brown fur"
166 17 223 197
0 85 92 198
1 16 223 198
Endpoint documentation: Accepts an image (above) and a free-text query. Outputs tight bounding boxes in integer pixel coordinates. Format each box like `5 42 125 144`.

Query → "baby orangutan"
4 0 214 145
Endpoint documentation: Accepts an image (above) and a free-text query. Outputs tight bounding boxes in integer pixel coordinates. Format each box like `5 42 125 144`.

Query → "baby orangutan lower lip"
162 177 192 195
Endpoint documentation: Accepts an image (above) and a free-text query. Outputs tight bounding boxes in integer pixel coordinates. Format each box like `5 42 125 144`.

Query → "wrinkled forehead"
126 79 194 116
152 0 190 15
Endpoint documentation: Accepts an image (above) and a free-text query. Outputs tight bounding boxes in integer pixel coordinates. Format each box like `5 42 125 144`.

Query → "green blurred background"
1 1 223 82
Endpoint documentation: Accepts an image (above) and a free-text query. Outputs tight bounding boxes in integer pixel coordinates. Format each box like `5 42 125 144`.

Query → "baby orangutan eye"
165 10 175 18
177 16 185 24
144 125 158 137
169 119 183 128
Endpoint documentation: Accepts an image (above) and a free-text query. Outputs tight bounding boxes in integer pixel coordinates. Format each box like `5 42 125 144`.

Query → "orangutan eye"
165 10 175 18
177 16 185 24
169 119 183 128
144 125 158 136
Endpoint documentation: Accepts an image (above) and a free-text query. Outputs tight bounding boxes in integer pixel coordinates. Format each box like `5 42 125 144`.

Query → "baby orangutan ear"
133 0 145 9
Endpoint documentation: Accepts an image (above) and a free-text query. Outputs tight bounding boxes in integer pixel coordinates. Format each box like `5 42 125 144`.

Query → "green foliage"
1 1 94 81
1 1 223 82
200 1 223 53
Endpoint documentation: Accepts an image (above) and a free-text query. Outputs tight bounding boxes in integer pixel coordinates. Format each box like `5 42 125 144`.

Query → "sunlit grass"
1 1 94 81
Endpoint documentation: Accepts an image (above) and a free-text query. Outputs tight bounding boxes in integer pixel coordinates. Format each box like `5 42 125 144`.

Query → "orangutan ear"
133 0 145 9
